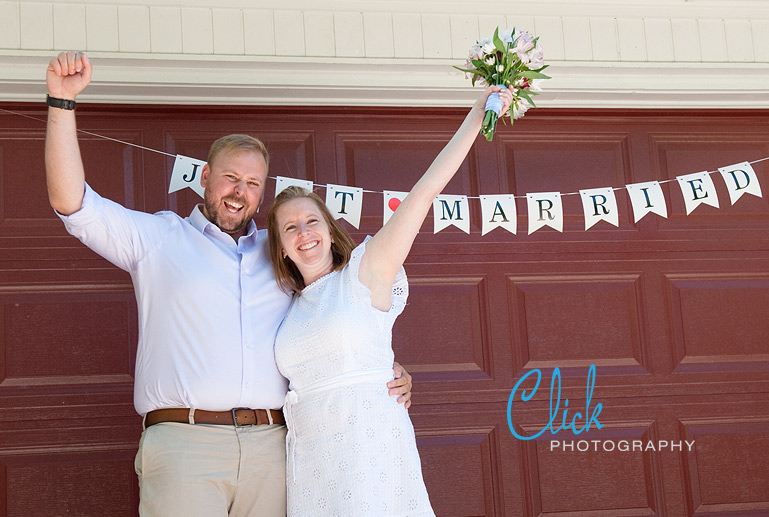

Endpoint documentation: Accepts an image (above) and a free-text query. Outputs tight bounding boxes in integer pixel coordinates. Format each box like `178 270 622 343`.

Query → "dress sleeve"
346 235 409 322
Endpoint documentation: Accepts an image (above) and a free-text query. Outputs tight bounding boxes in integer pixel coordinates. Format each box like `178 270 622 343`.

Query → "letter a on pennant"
383 190 408 225
480 195 517 235
325 184 363 229
579 187 619 230
275 176 314 197
526 192 563 234
433 195 470 234
626 181 667 222
169 155 207 198
718 161 762 205
676 171 719 215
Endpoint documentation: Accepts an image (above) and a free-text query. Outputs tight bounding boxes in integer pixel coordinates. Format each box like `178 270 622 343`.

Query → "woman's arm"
359 86 513 310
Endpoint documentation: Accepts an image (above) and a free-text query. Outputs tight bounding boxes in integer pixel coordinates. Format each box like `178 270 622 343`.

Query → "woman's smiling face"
276 196 335 286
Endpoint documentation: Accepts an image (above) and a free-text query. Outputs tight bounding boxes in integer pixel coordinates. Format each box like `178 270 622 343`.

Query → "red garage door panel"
1 104 768 516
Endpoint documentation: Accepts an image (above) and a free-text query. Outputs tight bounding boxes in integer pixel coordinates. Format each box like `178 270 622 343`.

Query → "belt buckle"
231 407 253 427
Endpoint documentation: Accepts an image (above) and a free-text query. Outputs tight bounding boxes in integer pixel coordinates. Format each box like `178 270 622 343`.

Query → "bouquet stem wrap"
481 86 507 142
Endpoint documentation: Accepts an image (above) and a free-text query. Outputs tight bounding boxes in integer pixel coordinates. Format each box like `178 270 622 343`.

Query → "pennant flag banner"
433 195 470 234
626 181 667 222
383 190 408 225
169 155 207 198
161 155 764 235
527 192 563 234
326 184 363 229
480 195 517 235
276 176 314 196
579 187 619 230
676 171 719 215
719 162 762 205
3 104 765 238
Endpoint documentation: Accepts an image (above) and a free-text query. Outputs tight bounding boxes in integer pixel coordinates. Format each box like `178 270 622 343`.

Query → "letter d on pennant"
718 161 762 205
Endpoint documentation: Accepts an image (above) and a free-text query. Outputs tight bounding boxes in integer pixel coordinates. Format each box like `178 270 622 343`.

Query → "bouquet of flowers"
455 27 550 141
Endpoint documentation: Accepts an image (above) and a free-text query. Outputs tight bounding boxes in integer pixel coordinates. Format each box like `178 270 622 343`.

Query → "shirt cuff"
54 182 104 227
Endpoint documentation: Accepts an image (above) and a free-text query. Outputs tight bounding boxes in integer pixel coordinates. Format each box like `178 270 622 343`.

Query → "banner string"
3 106 768 199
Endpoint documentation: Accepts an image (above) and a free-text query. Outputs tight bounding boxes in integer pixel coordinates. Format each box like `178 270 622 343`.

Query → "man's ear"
200 163 210 189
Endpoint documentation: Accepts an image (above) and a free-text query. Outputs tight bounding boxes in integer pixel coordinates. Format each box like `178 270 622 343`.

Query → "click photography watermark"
506 364 695 453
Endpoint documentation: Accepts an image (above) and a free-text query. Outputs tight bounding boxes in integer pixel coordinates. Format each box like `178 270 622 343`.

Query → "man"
45 51 412 516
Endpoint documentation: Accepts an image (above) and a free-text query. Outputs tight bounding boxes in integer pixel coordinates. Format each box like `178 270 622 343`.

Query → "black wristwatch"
46 95 76 110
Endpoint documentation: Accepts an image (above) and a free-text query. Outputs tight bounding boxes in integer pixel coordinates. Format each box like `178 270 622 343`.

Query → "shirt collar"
188 204 258 244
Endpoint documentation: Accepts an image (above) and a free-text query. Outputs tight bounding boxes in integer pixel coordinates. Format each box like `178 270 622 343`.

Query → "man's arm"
389 362 413 409
45 51 92 215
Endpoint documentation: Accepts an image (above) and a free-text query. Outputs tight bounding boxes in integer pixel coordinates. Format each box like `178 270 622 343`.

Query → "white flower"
528 44 545 69
496 64 504 72
528 78 544 93
499 28 514 43
468 44 483 61
480 38 495 56
485 56 495 66
511 98 530 120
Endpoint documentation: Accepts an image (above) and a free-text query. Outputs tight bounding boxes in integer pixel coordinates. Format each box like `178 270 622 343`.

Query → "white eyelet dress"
275 237 434 516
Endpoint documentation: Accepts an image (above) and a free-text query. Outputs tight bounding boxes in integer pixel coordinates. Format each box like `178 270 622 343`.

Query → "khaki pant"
135 422 287 516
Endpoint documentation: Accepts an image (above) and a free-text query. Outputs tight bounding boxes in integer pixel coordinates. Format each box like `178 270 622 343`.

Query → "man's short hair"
207 134 269 169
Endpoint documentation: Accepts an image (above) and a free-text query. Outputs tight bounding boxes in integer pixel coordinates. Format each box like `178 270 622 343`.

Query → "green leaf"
519 70 551 80
517 89 536 107
453 66 477 74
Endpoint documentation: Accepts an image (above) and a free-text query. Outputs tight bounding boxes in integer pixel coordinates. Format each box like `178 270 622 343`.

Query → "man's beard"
203 191 254 236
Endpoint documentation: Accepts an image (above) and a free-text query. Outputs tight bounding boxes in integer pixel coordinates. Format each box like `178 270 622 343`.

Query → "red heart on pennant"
388 198 401 212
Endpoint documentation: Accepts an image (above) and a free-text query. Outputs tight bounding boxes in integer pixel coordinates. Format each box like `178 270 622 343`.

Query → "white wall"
2 0 768 107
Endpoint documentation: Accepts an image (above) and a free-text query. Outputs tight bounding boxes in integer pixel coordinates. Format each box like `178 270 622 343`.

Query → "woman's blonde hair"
267 186 356 293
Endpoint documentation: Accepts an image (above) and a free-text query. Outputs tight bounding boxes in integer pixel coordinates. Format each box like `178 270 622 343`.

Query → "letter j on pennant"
169 155 207 198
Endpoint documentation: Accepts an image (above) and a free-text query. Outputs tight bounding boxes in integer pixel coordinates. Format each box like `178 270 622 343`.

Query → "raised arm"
45 51 93 215
359 86 513 310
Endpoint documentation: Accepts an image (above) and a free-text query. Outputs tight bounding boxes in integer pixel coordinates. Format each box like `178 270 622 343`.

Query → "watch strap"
46 95 76 110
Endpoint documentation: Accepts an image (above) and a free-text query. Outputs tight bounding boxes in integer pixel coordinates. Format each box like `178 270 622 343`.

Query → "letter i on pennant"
383 190 408 225
625 181 667 222
718 161 762 205
169 155 207 198
325 184 363 229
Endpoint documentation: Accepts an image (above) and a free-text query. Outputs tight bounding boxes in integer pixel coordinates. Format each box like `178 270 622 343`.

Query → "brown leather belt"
144 407 285 428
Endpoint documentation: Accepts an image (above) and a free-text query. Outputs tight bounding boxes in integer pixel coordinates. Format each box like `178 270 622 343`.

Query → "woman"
268 86 513 516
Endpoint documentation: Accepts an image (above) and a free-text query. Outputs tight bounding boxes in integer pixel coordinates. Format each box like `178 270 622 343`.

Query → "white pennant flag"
719 162 762 205
626 181 667 222
676 171 719 215
527 192 563 234
433 195 470 234
169 155 206 198
325 184 363 229
480 195 517 236
275 176 314 197
579 187 619 230
383 190 408 225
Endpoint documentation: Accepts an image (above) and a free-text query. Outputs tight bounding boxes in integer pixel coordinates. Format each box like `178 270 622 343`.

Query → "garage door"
1 103 768 515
